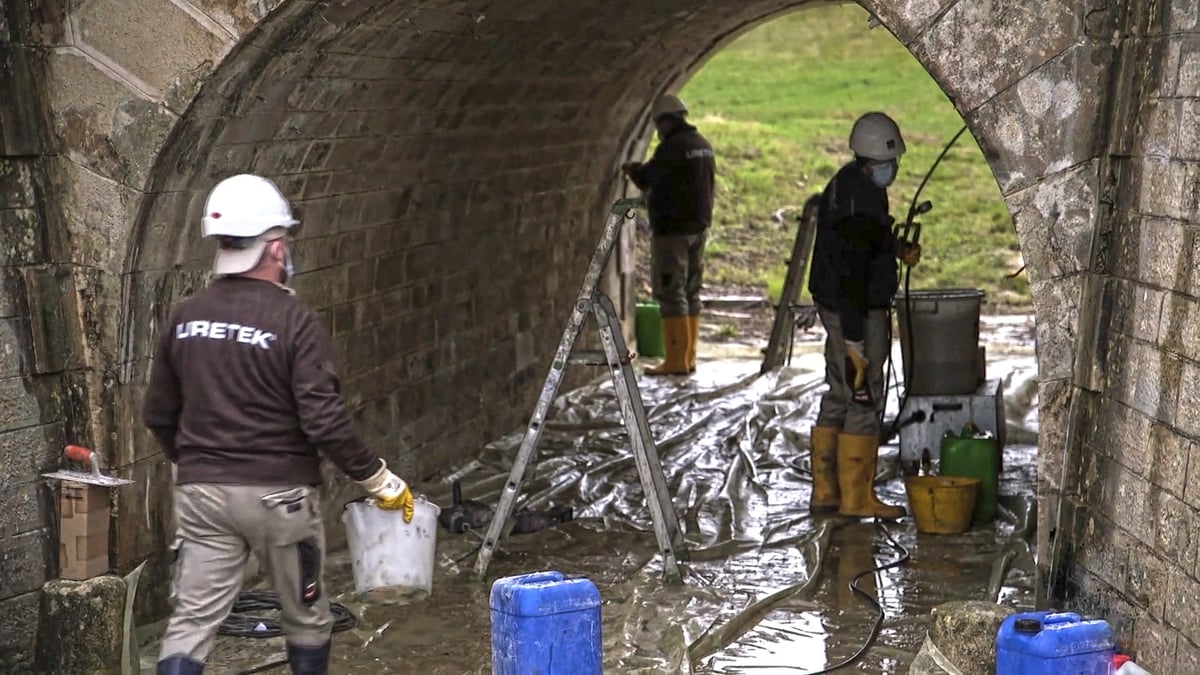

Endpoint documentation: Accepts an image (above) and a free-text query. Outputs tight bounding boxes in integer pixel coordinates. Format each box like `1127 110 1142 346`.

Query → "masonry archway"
12 0 1200 668
62 0 1099 621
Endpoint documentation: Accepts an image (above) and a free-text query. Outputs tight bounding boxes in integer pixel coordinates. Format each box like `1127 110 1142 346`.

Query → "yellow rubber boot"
836 432 905 520
685 314 700 373
646 316 690 376
809 425 840 513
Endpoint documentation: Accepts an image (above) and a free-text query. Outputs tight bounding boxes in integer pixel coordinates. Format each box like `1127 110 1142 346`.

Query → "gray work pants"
159 484 332 663
815 305 891 436
651 233 706 317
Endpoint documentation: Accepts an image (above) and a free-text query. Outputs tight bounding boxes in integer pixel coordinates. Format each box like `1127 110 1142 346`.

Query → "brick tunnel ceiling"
135 0 814 274
127 0 826 468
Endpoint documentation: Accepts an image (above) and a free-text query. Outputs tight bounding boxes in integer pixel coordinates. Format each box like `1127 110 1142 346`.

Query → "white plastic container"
341 495 441 600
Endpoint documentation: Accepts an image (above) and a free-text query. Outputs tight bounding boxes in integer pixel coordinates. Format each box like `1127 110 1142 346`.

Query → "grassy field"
666 5 1029 309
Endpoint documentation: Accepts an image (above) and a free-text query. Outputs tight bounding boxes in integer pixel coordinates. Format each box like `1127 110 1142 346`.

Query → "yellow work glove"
357 461 414 523
899 241 922 267
844 340 873 406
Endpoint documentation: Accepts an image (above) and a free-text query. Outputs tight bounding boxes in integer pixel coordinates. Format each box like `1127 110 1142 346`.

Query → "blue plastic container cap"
490 571 603 675
995 610 1115 675
490 570 601 615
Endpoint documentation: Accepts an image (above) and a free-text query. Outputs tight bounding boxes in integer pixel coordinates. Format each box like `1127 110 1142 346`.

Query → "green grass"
662 5 1029 308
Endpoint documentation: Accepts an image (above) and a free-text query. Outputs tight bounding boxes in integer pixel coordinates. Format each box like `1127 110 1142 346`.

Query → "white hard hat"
651 94 688 120
201 174 298 276
849 112 907 161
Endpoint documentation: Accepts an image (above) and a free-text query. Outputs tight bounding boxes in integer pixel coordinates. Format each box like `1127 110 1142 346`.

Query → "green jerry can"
939 423 999 524
636 302 666 358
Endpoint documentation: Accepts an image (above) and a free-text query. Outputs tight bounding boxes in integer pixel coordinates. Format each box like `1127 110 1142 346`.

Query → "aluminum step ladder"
761 194 821 374
473 197 688 584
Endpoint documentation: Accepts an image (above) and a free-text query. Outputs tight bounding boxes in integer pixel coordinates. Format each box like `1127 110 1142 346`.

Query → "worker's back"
149 276 332 486
644 124 716 236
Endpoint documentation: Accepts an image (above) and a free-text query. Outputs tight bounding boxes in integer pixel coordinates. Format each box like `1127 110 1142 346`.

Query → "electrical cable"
218 590 358 638
222 590 358 675
806 522 911 674
883 125 970 440
739 522 911 673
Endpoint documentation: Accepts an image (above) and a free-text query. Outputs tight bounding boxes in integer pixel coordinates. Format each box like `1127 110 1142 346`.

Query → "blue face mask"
870 161 897 188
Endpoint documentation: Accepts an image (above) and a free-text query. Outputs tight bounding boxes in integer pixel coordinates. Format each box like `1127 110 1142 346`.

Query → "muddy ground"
141 312 1039 674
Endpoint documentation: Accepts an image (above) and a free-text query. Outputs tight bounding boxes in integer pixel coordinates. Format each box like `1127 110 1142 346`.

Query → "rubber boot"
836 432 905 519
646 316 690 376
685 314 700 373
809 425 841 513
157 655 204 675
287 642 331 675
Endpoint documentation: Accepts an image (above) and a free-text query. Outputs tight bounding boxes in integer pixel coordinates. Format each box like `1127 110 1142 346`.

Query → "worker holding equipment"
806 112 921 520
623 93 716 377
143 174 415 675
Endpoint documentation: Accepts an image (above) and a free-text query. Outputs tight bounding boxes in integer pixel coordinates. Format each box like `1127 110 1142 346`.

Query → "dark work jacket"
143 277 382 487
807 161 899 342
628 123 716 236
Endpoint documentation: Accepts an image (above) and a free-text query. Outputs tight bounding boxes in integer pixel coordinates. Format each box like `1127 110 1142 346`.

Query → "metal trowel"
42 444 134 487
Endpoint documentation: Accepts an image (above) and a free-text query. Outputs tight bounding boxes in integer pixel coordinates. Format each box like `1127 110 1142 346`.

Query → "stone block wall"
1052 1 1200 671
0 3 99 667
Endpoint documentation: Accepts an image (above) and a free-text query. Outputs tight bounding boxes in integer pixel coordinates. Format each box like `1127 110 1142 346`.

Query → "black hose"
905 125 969 226
884 124 970 440
811 522 910 674
885 266 916 440
221 590 358 675
740 522 911 673
219 590 358 638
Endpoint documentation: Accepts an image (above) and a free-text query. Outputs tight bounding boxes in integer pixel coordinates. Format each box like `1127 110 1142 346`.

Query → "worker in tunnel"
806 112 921 520
622 93 716 377
142 174 416 675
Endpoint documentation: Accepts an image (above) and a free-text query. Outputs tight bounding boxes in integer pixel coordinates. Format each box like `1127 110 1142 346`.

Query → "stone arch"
17 0 1147 650
108 0 1097 592
115 0 1096 466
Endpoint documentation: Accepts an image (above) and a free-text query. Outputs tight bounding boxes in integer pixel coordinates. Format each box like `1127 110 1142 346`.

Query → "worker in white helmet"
806 112 921 520
143 174 414 675
622 93 716 377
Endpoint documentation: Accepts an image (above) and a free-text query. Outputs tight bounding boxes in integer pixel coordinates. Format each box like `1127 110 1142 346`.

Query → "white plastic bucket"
341 495 441 600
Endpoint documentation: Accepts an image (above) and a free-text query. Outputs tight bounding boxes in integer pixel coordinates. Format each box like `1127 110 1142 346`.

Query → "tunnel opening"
619 6 1042 455
622 5 1030 347
610 7 1043 668
98 0 1091 659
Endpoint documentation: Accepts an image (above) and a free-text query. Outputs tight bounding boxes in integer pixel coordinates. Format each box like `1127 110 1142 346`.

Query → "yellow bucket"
904 476 981 535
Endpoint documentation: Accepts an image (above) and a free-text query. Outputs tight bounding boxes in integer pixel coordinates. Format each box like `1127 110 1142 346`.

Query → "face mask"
870 161 897 188
655 117 676 141
278 242 295 286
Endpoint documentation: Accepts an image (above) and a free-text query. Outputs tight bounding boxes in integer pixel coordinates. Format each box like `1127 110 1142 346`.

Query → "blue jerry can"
490 570 603 675
996 610 1115 674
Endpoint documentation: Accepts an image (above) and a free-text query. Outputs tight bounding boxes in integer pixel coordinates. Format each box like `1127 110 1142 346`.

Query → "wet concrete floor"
151 315 1040 674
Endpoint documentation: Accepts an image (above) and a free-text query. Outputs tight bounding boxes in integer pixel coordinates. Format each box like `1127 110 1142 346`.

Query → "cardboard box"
59 481 110 580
